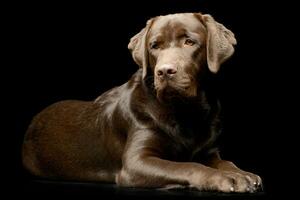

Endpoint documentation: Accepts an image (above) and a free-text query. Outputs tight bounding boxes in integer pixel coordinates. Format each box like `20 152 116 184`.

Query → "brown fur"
22 13 261 193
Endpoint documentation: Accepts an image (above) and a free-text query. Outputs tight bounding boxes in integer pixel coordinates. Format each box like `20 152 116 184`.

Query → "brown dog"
22 13 262 193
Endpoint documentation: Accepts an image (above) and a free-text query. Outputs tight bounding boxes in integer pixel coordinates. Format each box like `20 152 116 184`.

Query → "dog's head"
128 13 236 102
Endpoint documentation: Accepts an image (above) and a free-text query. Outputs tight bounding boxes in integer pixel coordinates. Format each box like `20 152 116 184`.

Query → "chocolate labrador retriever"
22 13 262 193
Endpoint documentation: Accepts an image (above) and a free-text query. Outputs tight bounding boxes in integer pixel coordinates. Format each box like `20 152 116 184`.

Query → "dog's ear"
201 14 237 73
128 19 154 79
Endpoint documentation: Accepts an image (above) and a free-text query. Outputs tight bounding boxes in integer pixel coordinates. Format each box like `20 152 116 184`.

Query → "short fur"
22 13 261 193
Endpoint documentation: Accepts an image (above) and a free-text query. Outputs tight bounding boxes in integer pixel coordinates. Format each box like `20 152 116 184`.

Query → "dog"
22 12 262 193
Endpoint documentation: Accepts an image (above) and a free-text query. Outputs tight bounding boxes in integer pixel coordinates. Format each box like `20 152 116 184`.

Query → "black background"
4 0 298 199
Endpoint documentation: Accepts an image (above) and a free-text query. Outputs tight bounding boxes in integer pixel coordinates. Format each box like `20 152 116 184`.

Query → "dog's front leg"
116 130 253 192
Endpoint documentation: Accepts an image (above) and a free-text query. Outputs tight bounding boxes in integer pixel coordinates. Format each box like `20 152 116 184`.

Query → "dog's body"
22 13 262 192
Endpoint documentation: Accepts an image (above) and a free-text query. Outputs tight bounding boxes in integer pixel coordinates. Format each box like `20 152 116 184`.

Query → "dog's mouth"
155 81 197 103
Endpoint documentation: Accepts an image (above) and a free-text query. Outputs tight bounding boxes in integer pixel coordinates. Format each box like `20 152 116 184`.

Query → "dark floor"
18 179 266 200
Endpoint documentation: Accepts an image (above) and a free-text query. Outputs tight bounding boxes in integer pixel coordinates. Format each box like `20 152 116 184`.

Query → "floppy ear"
202 14 237 73
128 19 153 79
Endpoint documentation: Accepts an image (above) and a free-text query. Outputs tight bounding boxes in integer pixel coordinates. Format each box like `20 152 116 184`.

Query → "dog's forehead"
150 13 205 35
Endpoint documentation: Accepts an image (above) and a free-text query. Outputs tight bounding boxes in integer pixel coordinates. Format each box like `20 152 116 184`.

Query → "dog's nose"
156 64 177 78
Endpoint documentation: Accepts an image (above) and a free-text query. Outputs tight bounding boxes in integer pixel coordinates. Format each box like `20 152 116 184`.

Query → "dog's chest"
160 113 216 161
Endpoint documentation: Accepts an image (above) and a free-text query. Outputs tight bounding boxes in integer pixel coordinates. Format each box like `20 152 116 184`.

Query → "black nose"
156 64 177 78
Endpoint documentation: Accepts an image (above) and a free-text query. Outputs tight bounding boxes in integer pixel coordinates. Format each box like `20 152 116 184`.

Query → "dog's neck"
129 69 221 156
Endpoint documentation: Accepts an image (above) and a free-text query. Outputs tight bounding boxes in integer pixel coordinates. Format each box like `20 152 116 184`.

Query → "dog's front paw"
201 171 262 193
236 171 263 192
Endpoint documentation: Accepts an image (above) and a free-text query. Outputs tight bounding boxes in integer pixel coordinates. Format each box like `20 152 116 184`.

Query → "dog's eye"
184 38 195 46
150 42 160 49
